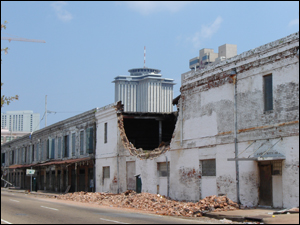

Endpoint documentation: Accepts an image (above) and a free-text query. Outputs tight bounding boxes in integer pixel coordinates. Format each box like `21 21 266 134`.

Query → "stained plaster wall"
170 32 299 207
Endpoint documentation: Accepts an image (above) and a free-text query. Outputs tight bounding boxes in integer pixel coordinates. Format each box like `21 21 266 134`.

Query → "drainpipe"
180 98 183 147
117 153 120 194
231 68 240 205
166 156 169 198
117 118 120 194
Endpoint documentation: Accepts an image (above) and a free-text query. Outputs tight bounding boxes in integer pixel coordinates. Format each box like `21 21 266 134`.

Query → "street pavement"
1 188 229 224
1 188 299 224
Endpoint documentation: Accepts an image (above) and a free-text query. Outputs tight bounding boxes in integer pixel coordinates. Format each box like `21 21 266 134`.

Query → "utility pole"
45 95 47 127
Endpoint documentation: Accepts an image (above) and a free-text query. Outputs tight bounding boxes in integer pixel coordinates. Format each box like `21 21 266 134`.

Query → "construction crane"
1 36 45 43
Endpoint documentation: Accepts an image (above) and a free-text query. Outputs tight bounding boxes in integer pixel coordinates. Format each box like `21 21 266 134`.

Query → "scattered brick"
50 191 239 217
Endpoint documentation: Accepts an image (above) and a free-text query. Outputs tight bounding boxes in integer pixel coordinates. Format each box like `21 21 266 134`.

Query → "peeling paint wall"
170 32 299 207
94 33 298 208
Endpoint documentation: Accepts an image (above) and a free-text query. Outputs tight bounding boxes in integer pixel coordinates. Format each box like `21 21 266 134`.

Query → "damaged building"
170 32 299 208
2 32 298 210
95 102 177 195
95 32 299 209
1 108 97 193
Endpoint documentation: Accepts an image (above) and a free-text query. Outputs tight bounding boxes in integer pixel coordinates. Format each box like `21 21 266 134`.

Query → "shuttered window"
58 137 61 158
63 135 69 158
86 127 94 154
202 159 216 176
264 74 273 111
72 133 76 156
51 138 55 159
36 144 39 161
80 131 84 155
47 139 50 159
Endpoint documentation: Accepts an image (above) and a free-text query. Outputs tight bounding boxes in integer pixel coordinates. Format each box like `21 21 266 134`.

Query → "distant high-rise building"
1 110 40 132
113 68 175 112
189 44 237 70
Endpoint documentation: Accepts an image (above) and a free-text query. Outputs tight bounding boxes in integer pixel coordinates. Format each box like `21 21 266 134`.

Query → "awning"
8 157 93 169
37 157 93 167
228 138 285 161
227 156 285 161
8 163 37 169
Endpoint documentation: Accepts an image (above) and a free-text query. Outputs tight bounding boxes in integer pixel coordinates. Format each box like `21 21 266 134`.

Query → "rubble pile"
52 191 239 217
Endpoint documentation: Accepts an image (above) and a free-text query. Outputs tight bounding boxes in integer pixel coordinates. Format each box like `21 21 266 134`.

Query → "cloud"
51 1 73 22
288 18 299 27
186 16 223 49
123 1 192 15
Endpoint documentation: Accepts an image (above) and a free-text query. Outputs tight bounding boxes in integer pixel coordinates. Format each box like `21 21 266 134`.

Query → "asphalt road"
1 190 223 224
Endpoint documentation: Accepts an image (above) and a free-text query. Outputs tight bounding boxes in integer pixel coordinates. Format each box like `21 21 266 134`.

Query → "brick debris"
50 190 239 217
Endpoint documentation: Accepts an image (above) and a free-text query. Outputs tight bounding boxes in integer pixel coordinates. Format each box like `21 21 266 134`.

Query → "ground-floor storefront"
3 157 95 193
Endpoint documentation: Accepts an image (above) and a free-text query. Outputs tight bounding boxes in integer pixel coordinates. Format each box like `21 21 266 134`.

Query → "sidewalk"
1 187 62 197
2 187 298 224
203 208 299 224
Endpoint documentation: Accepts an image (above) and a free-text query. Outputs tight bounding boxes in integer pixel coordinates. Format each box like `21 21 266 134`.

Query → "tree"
1 21 19 108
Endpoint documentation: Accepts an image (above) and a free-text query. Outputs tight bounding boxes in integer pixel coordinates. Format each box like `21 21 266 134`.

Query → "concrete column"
75 163 78 192
55 166 58 192
85 166 88 192
44 168 47 190
60 165 64 193
49 168 52 190
66 166 69 189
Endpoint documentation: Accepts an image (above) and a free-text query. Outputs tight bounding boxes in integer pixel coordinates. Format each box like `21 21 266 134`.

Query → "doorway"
258 162 272 206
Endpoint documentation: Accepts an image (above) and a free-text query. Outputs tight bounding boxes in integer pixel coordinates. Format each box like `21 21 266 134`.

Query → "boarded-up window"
86 127 94 154
202 159 216 176
103 166 110 179
72 133 76 156
80 130 84 155
104 123 107 143
264 74 273 111
158 162 170 177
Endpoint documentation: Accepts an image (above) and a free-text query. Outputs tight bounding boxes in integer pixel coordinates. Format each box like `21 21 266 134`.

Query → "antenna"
144 46 146 68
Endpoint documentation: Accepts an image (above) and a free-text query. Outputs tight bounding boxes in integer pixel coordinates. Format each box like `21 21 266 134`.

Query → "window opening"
86 127 94 154
80 130 84 155
263 74 273 111
272 161 282 175
202 159 216 176
158 162 170 177
104 123 108 143
103 166 110 183
72 133 76 156
63 135 69 158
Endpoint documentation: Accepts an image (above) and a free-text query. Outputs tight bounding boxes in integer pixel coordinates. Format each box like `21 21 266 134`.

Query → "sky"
1 1 299 130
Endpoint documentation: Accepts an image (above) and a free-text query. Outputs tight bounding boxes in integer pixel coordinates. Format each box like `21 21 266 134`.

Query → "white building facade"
113 68 175 113
1 110 40 132
95 32 299 209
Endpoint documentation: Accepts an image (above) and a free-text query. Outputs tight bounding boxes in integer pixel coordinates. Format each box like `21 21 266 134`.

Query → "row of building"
1 32 299 209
